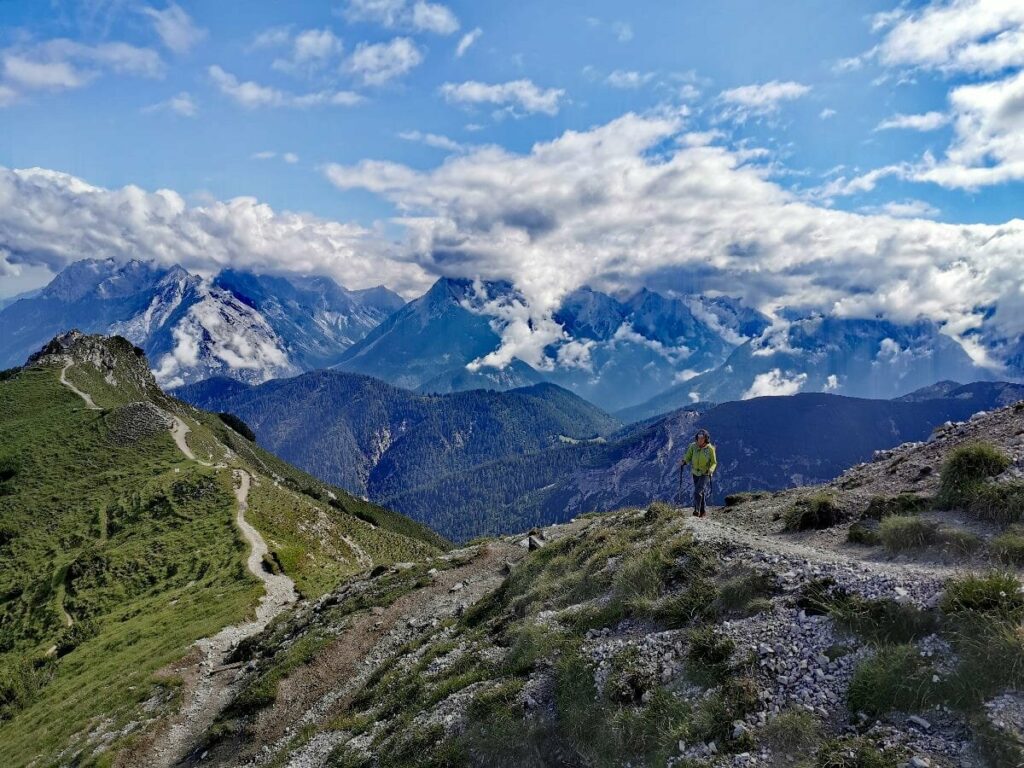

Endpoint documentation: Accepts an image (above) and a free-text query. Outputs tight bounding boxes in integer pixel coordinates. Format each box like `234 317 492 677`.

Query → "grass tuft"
937 442 1011 511
784 493 842 531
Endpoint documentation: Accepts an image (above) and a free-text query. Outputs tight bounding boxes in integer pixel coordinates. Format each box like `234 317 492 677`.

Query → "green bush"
0 656 54 721
686 626 735 686
847 520 881 546
217 412 256 441
847 645 933 716
763 708 822 758
863 494 930 520
937 442 1011 510
967 482 1024 525
879 515 939 551
992 527 1024 565
784 493 842 531
942 572 1024 620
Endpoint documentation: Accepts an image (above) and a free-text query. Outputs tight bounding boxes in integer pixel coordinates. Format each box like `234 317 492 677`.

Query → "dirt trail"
59 361 100 410
140 470 298 768
682 514 965 581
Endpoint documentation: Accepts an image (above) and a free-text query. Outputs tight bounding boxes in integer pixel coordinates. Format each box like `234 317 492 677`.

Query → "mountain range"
0 259 403 387
179 367 1024 541
2 259 1013 417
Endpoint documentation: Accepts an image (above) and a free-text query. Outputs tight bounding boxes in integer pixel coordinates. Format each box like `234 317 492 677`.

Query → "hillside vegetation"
0 332 443 767
173 394 1024 768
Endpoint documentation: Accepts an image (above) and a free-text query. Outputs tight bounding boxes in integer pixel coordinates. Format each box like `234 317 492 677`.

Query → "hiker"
680 428 717 517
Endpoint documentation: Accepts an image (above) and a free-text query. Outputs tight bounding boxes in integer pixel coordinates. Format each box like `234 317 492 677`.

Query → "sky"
1 0 1023 369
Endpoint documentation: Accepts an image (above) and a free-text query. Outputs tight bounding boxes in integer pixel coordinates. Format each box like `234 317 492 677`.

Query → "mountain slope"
175 371 620 503
622 316 997 422
0 332 442 767
0 259 403 387
378 385 1024 540
165 397 1024 768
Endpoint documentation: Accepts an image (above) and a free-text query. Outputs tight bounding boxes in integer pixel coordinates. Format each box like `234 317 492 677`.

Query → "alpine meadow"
2 2 1024 767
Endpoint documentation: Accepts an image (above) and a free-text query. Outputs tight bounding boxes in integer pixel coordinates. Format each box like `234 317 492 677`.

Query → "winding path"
59 361 100 410
56 362 298 766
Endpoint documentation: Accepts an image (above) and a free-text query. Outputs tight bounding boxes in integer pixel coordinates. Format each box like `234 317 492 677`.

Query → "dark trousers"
693 474 710 516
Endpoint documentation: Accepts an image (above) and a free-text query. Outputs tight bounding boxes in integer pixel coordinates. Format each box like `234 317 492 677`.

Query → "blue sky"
1 0 1017 226
0 0 1022 370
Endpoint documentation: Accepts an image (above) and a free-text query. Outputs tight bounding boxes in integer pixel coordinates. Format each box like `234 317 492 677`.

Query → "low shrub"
724 491 768 508
762 708 822 758
847 520 881 546
936 527 983 556
784 493 842 531
992 527 1024 565
216 412 256 442
966 482 1024 526
686 626 735 686
941 572 1024 621
937 442 1011 510
879 515 939 551
846 644 933 717
863 494 930 520
0 655 54 721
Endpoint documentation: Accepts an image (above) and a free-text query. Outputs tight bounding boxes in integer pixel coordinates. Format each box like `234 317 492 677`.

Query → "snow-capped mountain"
0 259 404 387
619 315 996 422
335 277 771 411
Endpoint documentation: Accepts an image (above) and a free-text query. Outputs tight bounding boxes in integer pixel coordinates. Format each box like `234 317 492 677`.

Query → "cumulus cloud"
209 65 362 108
873 0 1024 75
141 3 206 54
860 199 941 219
344 38 423 85
860 0 1024 188
455 28 482 57
742 369 808 399
439 79 565 115
322 112 1024 372
271 28 344 75
718 80 811 122
343 0 459 35
0 166 431 298
875 111 949 131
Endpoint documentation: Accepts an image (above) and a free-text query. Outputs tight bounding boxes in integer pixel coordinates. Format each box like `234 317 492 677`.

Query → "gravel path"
59 361 101 410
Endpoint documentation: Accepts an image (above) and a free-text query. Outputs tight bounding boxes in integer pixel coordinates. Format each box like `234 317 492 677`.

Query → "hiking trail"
59 361 100 410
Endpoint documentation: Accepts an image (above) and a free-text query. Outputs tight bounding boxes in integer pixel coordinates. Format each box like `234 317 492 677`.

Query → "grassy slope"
0 365 262 766
0 342 446 767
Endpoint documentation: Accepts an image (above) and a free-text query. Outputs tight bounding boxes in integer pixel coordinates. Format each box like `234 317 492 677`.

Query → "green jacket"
682 442 717 476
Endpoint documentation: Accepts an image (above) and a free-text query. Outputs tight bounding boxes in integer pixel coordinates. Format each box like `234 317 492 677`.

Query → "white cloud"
398 130 463 152
742 368 808 399
0 165 430 297
0 84 17 107
344 0 459 35
345 38 423 85
249 26 293 50
322 112 1024 372
612 21 634 42
1 39 163 96
144 90 197 117
283 152 299 164
209 65 362 108
272 28 344 76
718 80 811 121
455 28 482 57
861 199 941 219
824 374 839 391
411 1 460 34
876 111 949 131
873 0 1024 75
439 79 565 115
605 70 656 89
252 151 277 160
819 108 837 119
141 3 206 54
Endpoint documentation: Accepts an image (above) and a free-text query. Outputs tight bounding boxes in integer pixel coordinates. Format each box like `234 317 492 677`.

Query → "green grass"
847 520 881 546
936 442 1012 512
941 572 1024 621
863 493 930 520
0 364 264 765
846 644 934 716
762 708 822 759
878 515 939 551
784 493 842 531
992 526 1024 565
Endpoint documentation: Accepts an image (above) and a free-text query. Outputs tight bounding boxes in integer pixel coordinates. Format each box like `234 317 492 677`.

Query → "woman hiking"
680 428 717 517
